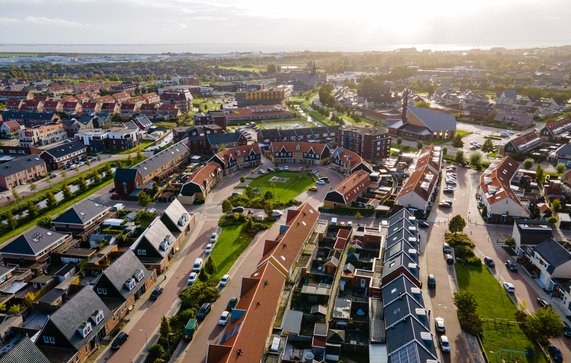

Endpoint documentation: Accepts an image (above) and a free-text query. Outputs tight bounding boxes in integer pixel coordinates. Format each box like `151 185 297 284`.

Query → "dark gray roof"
515 220 553 246
1 227 68 257
533 239 571 273
385 317 436 358
0 156 45 177
383 292 428 329
388 339 439 363
41 140 87 159
555 143 571 157
384 241 418 264
114 168 140 183
47 286 111 350
133 139 189 178
386 228 417 249
206 132 241 145
388 208 414 224
2 111 57 122
407 105 456 132
52 199 110 226
382 253 419 283
381 275 423 306
97 249 150 300
401 124 432 136
161 199 191 232
133 218 176 257
0 337 50 363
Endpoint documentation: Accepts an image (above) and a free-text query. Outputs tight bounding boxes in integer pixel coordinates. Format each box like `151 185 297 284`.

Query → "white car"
316 180 326 185
210 233 218 243
188 272 198 285
440 335 451 353
435 317 446 333
258 169 266 175
218 274 230 288
205 243 213 254
218 310 230 326
192 258 204 272
503 281 515 293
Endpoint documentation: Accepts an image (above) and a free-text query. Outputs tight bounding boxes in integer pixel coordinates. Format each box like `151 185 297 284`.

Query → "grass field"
207 65 264 72
209 223 253 280
117 140 152 155
456 130 472 138
456 264 547 362
248 171 314 203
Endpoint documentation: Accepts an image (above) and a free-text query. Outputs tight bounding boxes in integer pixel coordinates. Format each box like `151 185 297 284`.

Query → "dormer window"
159 241 168 251
124 277 136 291
178 213 189 226
133 269 145 282
77 321 93 338
91 310 104 325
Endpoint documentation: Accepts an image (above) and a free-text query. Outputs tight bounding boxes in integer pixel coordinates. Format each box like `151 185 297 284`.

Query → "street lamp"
139 328 148 352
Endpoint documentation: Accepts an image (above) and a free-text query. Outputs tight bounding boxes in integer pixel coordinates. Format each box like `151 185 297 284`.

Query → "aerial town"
0 44 570 363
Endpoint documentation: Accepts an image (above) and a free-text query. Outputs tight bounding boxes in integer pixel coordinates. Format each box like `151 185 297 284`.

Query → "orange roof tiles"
271 141 328 156
480 156 523 207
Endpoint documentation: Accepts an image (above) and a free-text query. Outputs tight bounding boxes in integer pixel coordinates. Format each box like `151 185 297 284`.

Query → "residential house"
100 103 119 114
466 102 495 121
324 170 371 209
61 119 84 137
0 336 50 363
210 144 262 175
540 118 571 141
0 155 47 190
160 90 192 113
130 218 178 273
179 162 223 204
0 120 22 139
156 103 182 118
36 287 114 363
119 103 138 115
138 104 157 117
553 143 571 167
133 115 153 131
62 101 82 114
276 66 327 92
494 110 534 128
5 99 22 110
257 126 339 144
20 99 44 112
496 90 518 105
186 125 224 151
160 199 193 240
93 249 156 323
395 145 443 214
114 139 190 196
2 111 60 128
142 92 160 104
19 122 67 147
512 220 553 256
75 127 139 152
503 130 543 155
40 140 87 170
234 85 292 107
528 239 571 292
193 111 228 130
51 199 111 235
0 226 71 264
268 141 332 165
111 92 131 104
336 125 391 161
0 90 32 102
202 132 248 154
80 102 101 114
225 105 295 125
48 84 73 96
479 156 529 221
330 147 374 175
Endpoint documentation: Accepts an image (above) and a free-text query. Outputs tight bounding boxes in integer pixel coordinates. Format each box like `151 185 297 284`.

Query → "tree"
29 181 36 192
455 150 464 164
8 304 21 315
240 176 246 183
414 100 430 108
547 216 558 224
103 163 113 176
452 134 464 148
442 146 448 155
204 258 217 275
519 306 563 344
482 138 494 153
62 182 72 199
38 216 52 227
11 187 19 200
218 144 227 152
6 211 15 230
24 292 35 307
0 303 5 313
147 344 165 362
152 182 160 197
159 316 172 338
78 176 88 192
396 138 403 145
266 64 278 74
264 191 274 200
522 158 534 170
355 212 363 219
453 290 482 335
556 163 566 174
92 169 101 183
27 201 39 218
416 141 423 149
137 190 152 207
222 199 232 213
469 152 483 169
46 190 57 208
552 198 561 212
449 215 466 234
136 149 143 161
536 164 545 185
198 269 208 282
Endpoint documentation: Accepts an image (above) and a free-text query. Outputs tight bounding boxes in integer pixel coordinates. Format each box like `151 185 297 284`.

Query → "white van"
271 210 283 218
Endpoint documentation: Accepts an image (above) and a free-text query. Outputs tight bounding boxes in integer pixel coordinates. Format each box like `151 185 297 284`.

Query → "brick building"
336 125 391 161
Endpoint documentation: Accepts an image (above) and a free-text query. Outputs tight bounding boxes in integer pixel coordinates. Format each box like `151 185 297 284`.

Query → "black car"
150 286 163 301
427 274 436 288
418 221 430 229
232 206 245 213
226 297 239 311
484 256 495 268
505 260 518 272
563 323 571 338
111 332 128 350
197 302 211 321
548 344 563 362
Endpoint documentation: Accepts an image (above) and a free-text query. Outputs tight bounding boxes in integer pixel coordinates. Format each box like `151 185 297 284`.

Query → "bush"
454 245 475 259
547 216 558 224
445 233 475 248
465 256 482 266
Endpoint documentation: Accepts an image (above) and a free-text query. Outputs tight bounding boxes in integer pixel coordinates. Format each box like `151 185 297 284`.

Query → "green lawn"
339 114 376 126
248 171 315 203
209 223 253 280
456 130 472 138
456 265 547 362
117 140 152 155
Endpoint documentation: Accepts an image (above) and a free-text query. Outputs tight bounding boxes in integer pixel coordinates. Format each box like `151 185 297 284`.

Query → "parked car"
197 303 211 321
267 167 275 173
218 274 230 288
271 210 283 218
442 243 452 254
188 272 198 285
318 177 330 183
205 243 213 254
428 274 436 288
548 344 563 362
445 254 454 265
192 258 204 272
111 332 128 350
316 179 326 185
232 206 245 213
484 256 495 268
443 188 454 194
218 310 230 326
503 281 515 293
505 259 518 272
210 232 218 243
150 286 163 301
226 297 239 311
439 202 451 209
435 317 446 333
563 322 571 337
440 335 451 353
258 169 266 174
418 221 430 229
309 186 318 192
537 297 551 308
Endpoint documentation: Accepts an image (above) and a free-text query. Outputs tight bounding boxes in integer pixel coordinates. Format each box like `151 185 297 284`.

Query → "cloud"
0 17 20 24
23 16 84 27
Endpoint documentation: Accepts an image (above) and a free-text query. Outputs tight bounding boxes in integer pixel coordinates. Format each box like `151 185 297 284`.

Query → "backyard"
248 171 315 203
455 264 547 363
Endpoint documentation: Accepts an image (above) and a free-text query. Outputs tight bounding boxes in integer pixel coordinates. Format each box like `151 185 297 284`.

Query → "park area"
456 264 547 363
247 171 315 204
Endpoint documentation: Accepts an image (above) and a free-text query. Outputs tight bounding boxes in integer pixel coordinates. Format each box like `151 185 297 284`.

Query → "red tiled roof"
0 120 20 132
507 130 542 153
188 162 221 189
479 156 524 208
270 141 328 156
545 118 571 132
326 170 370 204
396 145 442 203
214 144 261 165
226 105 294 121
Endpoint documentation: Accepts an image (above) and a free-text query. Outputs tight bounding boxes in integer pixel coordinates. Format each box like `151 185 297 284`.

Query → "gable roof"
206 132 242 145
132 139 189 179
212 144 262 167
52 199 110 226
161 198 191 232
1 227 68 257
381 274 424 307
544 118 571 136
480 156 525 209
0 337 50 363
0 156 45 178
505 130 542 153
325 170 370 205
132 218 176 257
406 105 456 132
96 249 150 300
41 140 87 159
270 141 329 156
180 162 222 196
114 168 140 183
44 286 111 350
533 239 571 272
2 111 58 122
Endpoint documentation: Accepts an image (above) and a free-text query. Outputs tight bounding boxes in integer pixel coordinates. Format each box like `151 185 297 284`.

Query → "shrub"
465 256 482 266
547 216 558 224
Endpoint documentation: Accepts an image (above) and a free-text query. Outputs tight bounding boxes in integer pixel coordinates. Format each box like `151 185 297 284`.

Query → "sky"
0 0 570 52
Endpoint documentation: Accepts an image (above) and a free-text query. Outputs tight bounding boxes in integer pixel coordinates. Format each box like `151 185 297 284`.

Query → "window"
96 287 107 295
137 249 147 256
